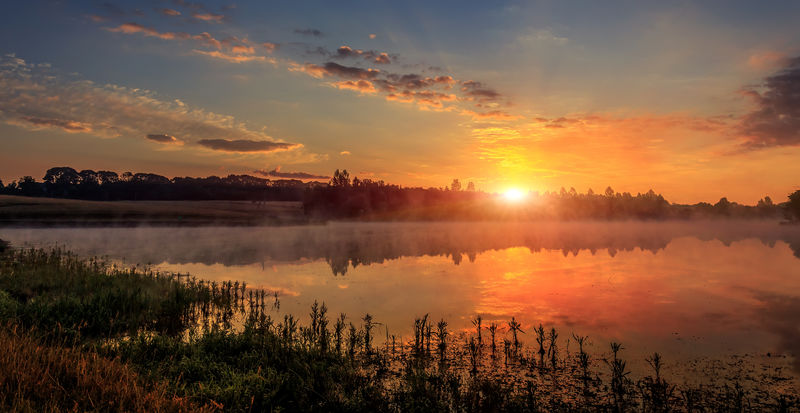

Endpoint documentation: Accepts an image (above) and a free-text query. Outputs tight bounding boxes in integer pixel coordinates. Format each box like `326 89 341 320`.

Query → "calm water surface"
3 220 800 377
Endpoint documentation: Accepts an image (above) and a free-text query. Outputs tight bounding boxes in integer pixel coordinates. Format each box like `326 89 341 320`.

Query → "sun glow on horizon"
502 188 526 203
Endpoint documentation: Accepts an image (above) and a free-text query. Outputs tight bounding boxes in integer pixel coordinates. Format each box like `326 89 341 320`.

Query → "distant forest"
1 167 798 221
0 167 318 202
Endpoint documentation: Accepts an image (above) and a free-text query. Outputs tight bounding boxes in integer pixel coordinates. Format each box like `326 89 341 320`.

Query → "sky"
1 0 799 204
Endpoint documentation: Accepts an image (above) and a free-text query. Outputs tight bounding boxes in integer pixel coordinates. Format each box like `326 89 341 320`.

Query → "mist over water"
3 220 800 376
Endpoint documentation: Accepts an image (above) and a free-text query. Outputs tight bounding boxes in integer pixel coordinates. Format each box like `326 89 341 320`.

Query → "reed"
471 315 482 346
488 322 498 356
436 319 448 363
334 313 346 355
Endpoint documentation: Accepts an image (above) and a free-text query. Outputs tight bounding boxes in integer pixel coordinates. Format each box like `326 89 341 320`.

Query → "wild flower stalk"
334 313 346 355
548 327 559 369
535 324 546 366
508 317 524 353
363 314 374 355
468 337 480 375
488 322 498 356
318 302 329 352
436 319 448 363
471 315 482 346
414 314 429 356
347 322 359 359
608 342 630 411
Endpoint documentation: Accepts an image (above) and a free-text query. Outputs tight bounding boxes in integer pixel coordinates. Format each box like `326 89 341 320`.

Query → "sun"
503 188 526 202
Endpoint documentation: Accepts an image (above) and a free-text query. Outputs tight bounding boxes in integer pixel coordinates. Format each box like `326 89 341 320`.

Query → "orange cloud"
192 50 272 64
193 32 222 49
747 51 788 70
263 42 279 53
145 133 183 145
335 45 395 64
106 22 189 40
462 110 520 121
198 139 300 153
159 8 181 16
231 45 255 54
290 62 380 80
16 116 92 133
192 12 225 23
331 80 377 94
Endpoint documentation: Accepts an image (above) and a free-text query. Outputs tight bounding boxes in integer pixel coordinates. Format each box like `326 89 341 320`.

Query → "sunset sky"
1 0 799 203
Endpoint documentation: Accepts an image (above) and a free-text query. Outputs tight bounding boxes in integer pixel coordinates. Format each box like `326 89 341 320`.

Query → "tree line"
0 167 322 201
303 170 796 221
1 167 797 221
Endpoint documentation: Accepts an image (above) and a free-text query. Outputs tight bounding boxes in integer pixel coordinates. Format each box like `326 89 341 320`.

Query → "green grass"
0 246 798 412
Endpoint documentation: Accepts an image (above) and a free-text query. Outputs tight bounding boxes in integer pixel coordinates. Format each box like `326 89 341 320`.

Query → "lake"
3 220 800 380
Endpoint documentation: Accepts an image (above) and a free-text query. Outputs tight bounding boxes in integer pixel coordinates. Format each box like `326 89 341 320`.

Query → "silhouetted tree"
787 190 800 222
96 171 119 185
714 197 731 216
43 167 80 186
330 169 351 187
467 181 475 191
451 179 461 191
17 176 43 197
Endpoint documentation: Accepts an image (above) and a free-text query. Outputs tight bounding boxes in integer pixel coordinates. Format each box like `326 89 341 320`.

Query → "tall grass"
0 325 213 412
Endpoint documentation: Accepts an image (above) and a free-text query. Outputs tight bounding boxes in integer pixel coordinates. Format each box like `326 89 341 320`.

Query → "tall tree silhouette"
788 190 800 221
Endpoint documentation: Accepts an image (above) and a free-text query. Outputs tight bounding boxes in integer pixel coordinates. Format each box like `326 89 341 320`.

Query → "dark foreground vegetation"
2 167 799 223
1 245 798 412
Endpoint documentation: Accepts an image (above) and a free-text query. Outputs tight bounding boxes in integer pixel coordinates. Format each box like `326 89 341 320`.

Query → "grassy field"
0 195 306 226
0 246 797 412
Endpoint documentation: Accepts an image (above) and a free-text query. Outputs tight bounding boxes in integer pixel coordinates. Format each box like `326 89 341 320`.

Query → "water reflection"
2 221 800 375
2 221 799 275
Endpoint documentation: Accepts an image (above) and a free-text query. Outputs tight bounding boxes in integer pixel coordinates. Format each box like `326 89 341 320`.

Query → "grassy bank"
0 195 306 226
0 246 797 412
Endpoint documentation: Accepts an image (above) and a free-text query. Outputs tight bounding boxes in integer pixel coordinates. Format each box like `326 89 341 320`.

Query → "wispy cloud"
461 109 519 121
95 14 513 121
0 55 302 155
460 80 502 103
193 49 272 64
334 45 394 64
192 11 225 23
197 139 298 153
290 61 380 80
106 22 190 40
253 167 329 180
516 28 569 46
87 14 108 23
19 116 92 133
294 28 323 37
158 8 181 16
331 80 377 94
145 133 183 145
